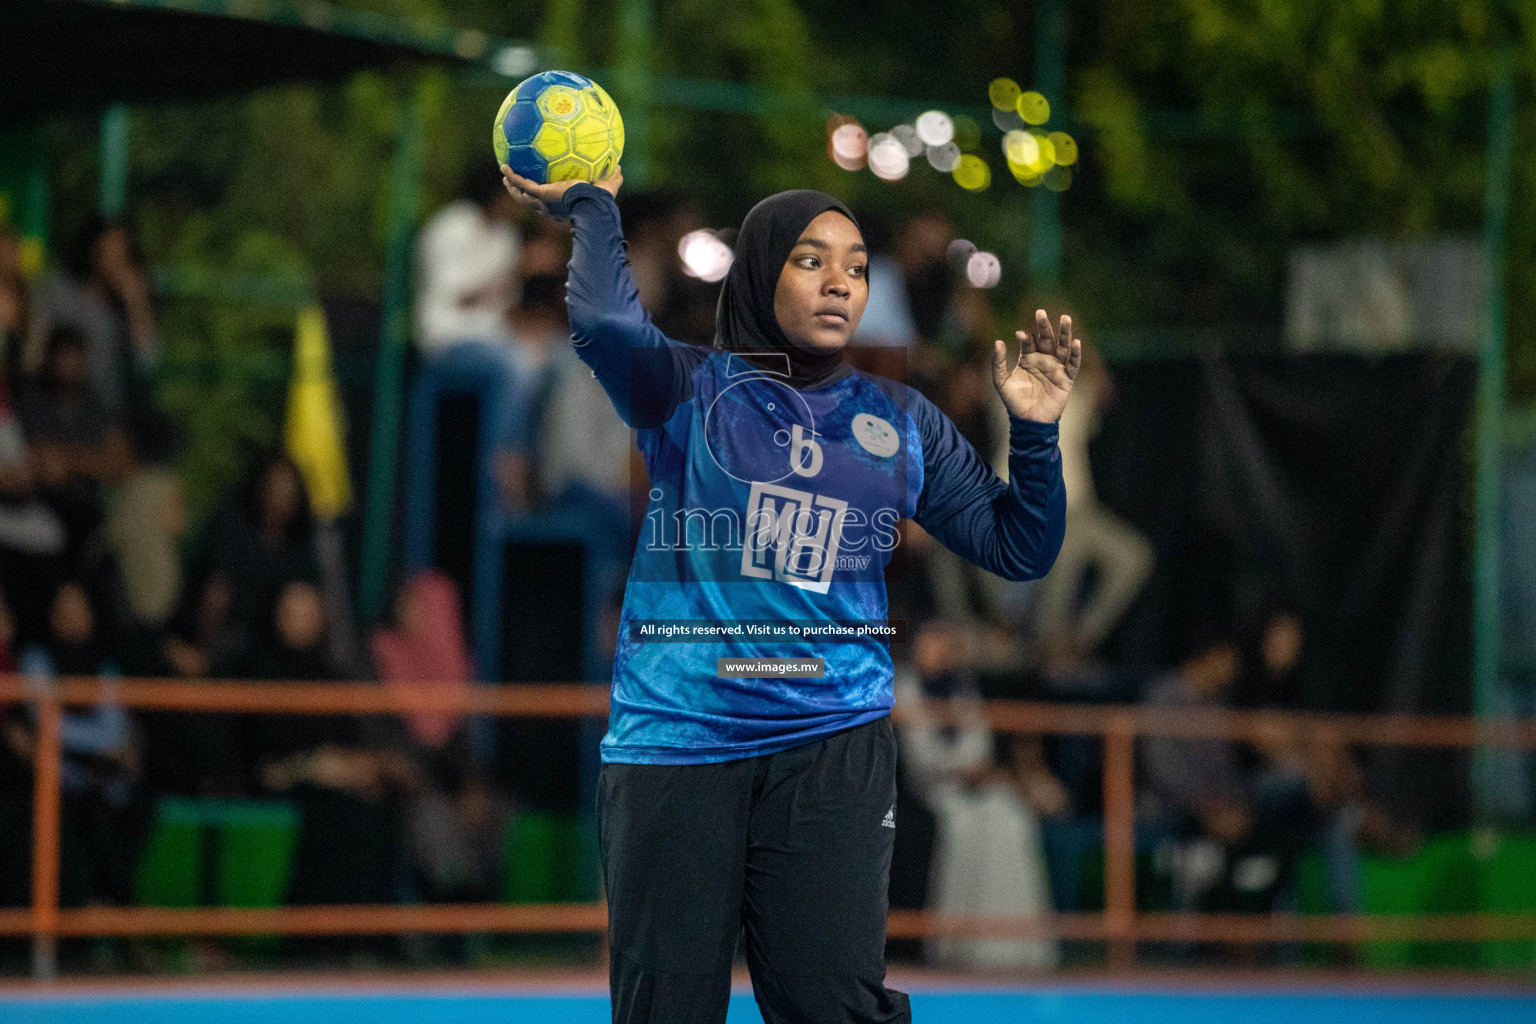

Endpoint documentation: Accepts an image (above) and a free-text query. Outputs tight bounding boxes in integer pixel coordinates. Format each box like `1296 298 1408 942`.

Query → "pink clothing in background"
370 571 472 748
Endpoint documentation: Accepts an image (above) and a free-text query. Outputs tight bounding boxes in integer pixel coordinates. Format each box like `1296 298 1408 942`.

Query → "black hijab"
713 189 860 389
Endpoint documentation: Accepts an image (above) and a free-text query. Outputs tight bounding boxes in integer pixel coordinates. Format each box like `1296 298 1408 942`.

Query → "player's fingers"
598 165 624 197
1067 335 1083 380
1035 309 1054 357
992 338 1010 386
499 166 539 204
1015 328 1036 355
1058 314 1073 362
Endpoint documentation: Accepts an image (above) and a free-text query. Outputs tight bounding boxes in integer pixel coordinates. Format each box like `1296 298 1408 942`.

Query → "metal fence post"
1103 713 1136 966
29 676 61 980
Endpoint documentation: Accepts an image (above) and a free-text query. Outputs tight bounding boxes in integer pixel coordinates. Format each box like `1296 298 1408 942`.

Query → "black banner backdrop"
1091 354 1476 827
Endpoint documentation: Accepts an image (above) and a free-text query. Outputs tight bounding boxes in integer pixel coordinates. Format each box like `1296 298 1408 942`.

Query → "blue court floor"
2 981 1534 1024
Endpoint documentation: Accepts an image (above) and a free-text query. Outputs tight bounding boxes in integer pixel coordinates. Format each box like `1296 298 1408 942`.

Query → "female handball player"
501 162 1078 1024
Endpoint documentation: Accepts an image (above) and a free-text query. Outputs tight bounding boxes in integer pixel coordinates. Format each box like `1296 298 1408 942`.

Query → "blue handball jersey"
555 184 1066 765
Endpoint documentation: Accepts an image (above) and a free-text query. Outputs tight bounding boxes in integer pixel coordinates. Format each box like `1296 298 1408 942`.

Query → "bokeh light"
1044 166 1073 192
966 251 1002 288
1017 90 1050 125
1008 154 1044 185
946 238 977 271
1003 129 1039 167
951 115 982 152
988 77 1022 111
829 123 868 171
992 106 1026 133
952 154 991 191
891 123 923 157
1048 131 1078 166
1031 129 1057 166
925 142 961 172
678 230 734 282
868 133 911 181
914 110 955 147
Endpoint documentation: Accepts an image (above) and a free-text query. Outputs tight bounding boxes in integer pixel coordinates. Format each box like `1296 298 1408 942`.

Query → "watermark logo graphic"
789 423 823 478
740 481 849 594
702 375 816 486
851 413 899 458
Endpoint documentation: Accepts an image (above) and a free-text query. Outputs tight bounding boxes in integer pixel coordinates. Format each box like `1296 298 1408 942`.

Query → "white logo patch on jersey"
851 413 899 458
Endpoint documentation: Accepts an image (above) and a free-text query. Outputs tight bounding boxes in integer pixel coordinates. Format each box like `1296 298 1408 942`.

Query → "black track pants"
598 717 912 1024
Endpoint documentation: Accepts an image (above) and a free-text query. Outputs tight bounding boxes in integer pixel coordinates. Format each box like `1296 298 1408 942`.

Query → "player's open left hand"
992 309 1081 424
501 164 622 215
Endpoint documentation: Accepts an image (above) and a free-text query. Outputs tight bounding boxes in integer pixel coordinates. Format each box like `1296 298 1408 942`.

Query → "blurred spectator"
247 581 411 915
371 570 472 753
894 210 955 342
103 463 185 633
499 274 633 548
1142 638 1249 847
17 581 147 910
616 191 695 312
202 453 318 656
516 214 572 281
1142 636 1299 914
371 572 506 909
0 334 66 576
414 167 520 353
1032 339 1153 657
0 226 31 383
896 620 1061 971
16 326 131 555
1237 608 1417 916
492 273 569 510
31 217 157 412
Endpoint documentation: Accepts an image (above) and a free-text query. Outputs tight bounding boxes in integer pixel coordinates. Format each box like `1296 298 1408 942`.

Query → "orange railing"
4 674 1536 978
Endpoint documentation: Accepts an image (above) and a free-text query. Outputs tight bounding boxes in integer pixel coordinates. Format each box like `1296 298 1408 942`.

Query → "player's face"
773 211 868 352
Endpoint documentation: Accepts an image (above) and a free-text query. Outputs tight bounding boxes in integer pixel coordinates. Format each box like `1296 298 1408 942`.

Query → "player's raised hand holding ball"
494 70 624 210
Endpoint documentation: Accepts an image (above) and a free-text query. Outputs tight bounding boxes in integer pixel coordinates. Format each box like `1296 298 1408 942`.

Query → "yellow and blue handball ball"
493 70 624 184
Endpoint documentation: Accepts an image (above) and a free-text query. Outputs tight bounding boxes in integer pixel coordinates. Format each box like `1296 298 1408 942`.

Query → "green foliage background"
33 0 1536 525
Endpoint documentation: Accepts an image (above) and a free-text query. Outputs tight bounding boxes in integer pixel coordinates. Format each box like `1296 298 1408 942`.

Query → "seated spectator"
0 349 67 642
371 573 505 957
104 460 186 633
16 581 147 910
1142 636 1293 914
896 620 1062 971
1237 608 1417 916
96 428 249 797
246 581 412 916
201 453 318 658
30 216 157 412
371 571 472 755
16 326 131 553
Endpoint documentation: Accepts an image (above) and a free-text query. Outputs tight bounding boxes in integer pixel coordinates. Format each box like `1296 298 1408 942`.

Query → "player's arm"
911 311 1078 582
501 166 704 429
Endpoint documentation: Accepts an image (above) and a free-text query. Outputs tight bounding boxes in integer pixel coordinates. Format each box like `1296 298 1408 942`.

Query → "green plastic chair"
1475 831 1536 971
135 797 299 909
502 811 600 904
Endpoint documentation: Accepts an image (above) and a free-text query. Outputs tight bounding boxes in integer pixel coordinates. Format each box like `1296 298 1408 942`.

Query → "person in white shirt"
414 168 521 354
